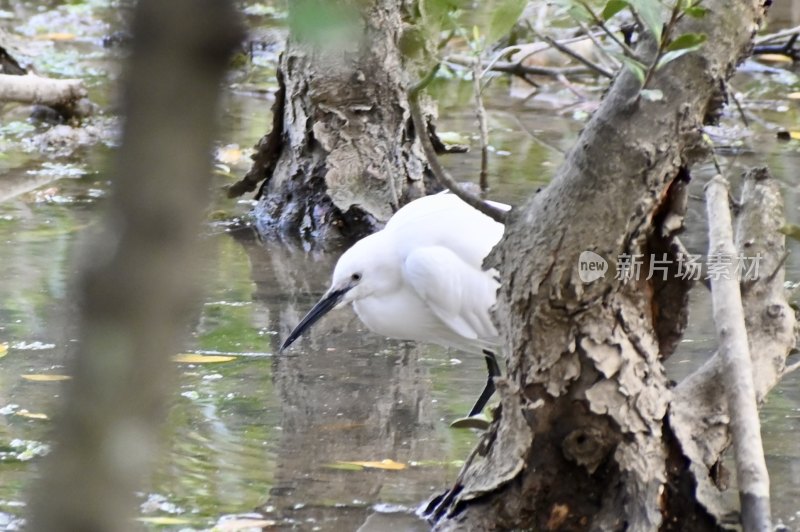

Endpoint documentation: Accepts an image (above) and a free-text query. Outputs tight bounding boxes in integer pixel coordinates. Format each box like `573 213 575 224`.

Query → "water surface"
0 1 799 530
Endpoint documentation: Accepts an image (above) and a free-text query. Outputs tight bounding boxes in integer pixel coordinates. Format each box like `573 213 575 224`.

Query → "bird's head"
280 234 396 351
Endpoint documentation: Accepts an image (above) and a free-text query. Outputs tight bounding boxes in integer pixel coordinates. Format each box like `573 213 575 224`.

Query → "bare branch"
575 0 638 59
472 59 490 191
526 25 614 79
703 175 773 530
409 63 441 95
445 54 591 80
407 87 508 224
480 45 522 79
578 22 622 69
755 24 800 45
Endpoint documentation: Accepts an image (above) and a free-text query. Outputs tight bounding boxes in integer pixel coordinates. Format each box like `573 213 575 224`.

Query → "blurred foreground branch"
27 1 241 531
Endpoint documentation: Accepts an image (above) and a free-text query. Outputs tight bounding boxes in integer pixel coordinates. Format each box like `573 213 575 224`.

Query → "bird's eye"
351 273 362 282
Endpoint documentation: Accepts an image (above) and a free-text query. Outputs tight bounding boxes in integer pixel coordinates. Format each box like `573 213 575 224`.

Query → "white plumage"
281 192 508 415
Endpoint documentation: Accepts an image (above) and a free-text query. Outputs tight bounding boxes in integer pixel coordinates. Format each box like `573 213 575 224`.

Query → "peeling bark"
427 1 782 530
240 0 434 243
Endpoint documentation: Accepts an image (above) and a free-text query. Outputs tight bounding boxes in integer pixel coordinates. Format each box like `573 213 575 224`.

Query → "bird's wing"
387 194 507 270
403 246 499 343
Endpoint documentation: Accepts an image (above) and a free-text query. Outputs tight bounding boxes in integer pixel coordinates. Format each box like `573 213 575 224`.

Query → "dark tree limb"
228 65 286 199
445 53 591 80
752 33 800 61
427 119 469 154
0 45 25 75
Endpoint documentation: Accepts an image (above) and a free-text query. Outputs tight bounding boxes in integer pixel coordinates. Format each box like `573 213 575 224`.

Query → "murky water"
1 1 800 530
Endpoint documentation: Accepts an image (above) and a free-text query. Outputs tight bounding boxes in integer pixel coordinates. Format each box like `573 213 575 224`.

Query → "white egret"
281 192 508 416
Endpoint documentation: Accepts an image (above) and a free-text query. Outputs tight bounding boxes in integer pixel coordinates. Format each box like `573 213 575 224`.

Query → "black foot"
467 350 501 417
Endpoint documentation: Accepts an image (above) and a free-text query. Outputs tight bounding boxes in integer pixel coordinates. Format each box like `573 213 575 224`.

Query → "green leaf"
656 32 706 69
420 0 462 29
666 32 707 52
657 40 705 70
656 49 691 69
487 0 527 43
568 3 594 23
610 51 647 84
629 0 663 43
780 224 800 241
602 0 628 21
684 5 708 18
551 0 593 23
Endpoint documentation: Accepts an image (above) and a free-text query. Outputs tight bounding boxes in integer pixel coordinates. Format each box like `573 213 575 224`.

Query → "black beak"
280 288 349 352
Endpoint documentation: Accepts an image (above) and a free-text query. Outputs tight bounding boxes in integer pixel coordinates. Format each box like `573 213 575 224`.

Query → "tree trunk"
426 1 795 530
233 0 433 243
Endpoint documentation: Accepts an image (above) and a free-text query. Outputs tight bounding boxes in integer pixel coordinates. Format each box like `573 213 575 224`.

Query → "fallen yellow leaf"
216 145 243 165
326 462 364 471
337 459 407 471
15 410 49 420
136 516 194 525
0 343 7 358
449 416 491 430
756 53 793 63
172 354 236 364
318 421 367 432
35 32 76 41
214 518 277 531
21 374 71 382
787 92 800 100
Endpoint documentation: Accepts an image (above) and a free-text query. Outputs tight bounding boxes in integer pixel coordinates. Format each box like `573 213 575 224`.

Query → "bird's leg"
467 349 501 417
